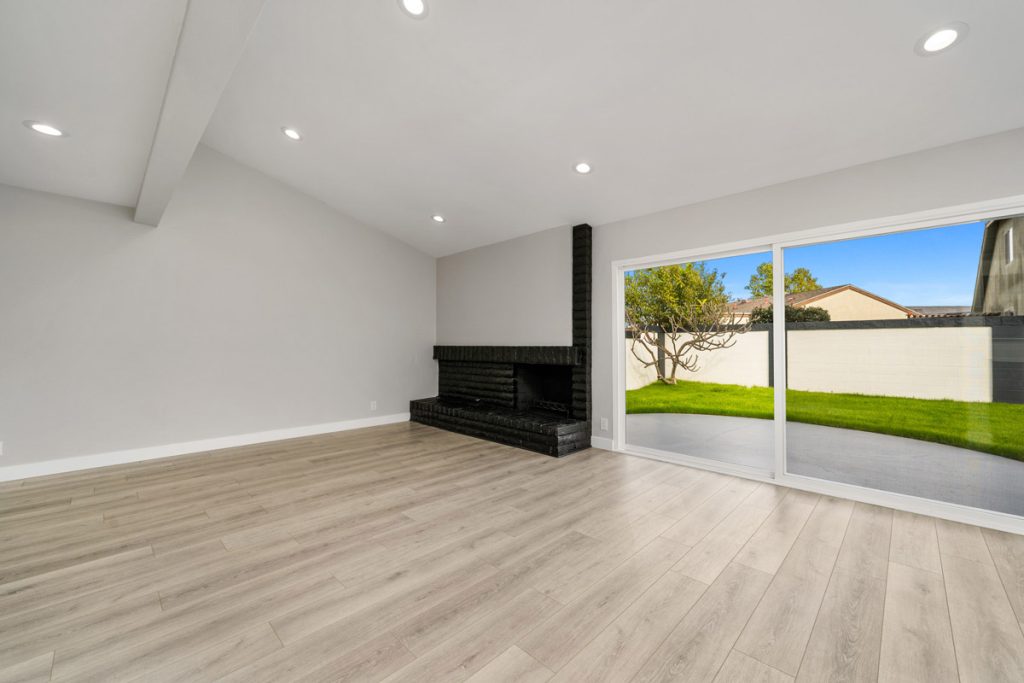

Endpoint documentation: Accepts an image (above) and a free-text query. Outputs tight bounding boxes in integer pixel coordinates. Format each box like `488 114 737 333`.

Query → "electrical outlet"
600 418 609 431
370 401 378 411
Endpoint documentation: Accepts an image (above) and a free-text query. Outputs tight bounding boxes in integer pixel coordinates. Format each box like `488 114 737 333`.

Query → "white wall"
626 331 770 390
788 327 992 402
0 145 437 468
436 225 571 346
627 328 991 402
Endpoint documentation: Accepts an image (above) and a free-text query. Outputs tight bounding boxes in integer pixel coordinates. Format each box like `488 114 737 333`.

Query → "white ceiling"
4 1 1024 257
203 0 1024 255
0 0 187 206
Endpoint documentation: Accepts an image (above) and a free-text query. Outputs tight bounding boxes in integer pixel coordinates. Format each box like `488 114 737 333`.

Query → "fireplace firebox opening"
515 363 572 416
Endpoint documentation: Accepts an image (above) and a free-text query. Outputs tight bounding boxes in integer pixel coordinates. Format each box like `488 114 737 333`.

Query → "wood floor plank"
49 575 346 681
734 499 851 676
270 548 499 645
734 491 818 575
672 493 783 584
465 646 553 683
660 478 760 546
125 621 282 683
527 533 655 605
294 632 416 683
216 602 413 682
877 562 958 683
578 510 677 547
156 537 333 611
833 503 893 581
550 571 708 682
382 588 561 683
0 651 53 683
889 510 941 575
572 482 684 534
942 553 1024 682
518 536 689 671
981 527 1024 624
0 546 158 617
392 531 601 656
795 569 887 683
797 495 855 547
652 471 730 520
632 562 773 682
743 482 792 511
935 518 993 565
714 650 793 683
0 592 163 667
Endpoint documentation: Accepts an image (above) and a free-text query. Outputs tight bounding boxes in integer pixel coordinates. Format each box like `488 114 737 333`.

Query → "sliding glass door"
619 212 1024 521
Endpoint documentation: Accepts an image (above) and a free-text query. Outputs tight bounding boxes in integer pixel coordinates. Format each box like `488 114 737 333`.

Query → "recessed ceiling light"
574 162 592 174
916 22 968 55
281 127 302 141
23 121 64 137
432 214 445 223
399 0 427 18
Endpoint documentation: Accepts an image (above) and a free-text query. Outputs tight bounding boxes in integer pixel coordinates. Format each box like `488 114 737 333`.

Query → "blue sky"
704 221 986 306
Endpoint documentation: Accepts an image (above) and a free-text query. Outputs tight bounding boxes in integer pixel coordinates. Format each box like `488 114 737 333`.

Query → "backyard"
626 379 1024 461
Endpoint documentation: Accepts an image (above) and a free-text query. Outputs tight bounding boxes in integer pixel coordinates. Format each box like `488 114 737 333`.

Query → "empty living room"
4 1 1024 681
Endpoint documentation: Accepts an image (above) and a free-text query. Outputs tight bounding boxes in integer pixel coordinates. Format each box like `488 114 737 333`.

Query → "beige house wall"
730 288 911 322
809 289 909 321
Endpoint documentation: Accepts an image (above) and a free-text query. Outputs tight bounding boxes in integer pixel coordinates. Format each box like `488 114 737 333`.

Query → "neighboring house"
729 284 917 322
909 305 972 317
973 216 1023 315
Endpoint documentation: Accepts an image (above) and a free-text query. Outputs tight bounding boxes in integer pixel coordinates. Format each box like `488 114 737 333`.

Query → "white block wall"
787 327 992 402
626 330 770 390
627 326 993 402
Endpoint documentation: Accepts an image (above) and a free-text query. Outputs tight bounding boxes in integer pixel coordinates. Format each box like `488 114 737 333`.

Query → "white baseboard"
590 436 614 450
0 412 410 483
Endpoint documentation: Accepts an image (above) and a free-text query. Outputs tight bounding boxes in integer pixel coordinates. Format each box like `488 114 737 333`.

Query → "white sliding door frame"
611 192 1024 535
772 243 787 479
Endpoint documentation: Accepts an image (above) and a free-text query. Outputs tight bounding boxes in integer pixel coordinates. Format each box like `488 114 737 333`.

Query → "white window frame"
611 193 1024 535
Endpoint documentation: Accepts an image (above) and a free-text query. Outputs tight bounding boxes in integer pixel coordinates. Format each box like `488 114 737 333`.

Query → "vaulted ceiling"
0 0 186 206
4 1 1024 256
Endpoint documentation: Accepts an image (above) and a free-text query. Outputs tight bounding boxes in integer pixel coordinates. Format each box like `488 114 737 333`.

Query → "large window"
620 213 1024 520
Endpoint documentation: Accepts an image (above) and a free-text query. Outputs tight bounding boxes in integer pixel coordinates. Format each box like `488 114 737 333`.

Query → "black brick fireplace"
410 224 592 456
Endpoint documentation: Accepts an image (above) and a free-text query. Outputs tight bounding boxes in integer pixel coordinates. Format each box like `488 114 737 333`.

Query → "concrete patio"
626 412 1024 517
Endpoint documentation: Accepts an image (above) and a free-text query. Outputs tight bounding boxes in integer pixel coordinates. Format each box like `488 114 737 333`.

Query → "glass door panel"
783 218 1024 516
624 251 774 474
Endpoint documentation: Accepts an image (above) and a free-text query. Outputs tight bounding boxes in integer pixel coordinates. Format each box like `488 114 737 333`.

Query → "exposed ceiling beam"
134 0 266 226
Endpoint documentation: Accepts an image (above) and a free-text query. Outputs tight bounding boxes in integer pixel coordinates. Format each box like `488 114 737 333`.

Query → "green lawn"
626 380 1024 461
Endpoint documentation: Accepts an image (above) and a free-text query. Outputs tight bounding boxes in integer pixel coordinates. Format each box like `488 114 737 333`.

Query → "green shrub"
750 304 831 323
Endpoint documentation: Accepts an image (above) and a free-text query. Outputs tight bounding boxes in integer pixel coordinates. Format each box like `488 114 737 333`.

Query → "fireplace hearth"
410 224 592 456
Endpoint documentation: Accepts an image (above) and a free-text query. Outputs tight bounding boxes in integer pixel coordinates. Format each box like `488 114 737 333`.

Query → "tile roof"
728 285 849 314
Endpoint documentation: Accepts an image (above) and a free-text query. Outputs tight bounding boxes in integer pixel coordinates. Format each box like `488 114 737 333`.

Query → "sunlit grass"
626 380 1024 461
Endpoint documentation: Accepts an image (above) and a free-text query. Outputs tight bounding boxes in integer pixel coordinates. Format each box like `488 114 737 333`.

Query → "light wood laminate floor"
2 422 1024 682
